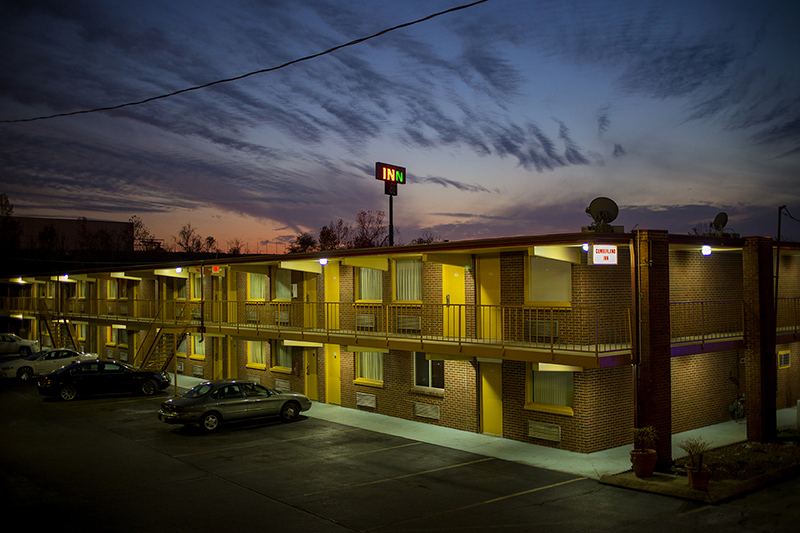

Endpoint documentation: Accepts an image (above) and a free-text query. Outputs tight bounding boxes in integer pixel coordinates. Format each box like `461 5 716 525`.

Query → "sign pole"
376 162 405 247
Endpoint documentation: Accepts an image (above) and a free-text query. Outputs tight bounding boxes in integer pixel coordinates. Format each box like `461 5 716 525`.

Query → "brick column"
743 237 777 442
635 230 672 468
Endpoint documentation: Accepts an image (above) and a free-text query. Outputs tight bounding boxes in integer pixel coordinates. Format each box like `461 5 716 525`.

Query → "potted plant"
678 436 711 490
630 426 658 477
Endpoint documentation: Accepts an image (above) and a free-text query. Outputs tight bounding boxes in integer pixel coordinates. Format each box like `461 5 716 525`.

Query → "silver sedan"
1 348 97 380
158 379 312 432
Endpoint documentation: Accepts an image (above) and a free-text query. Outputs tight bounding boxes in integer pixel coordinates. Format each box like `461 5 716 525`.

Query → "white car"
0 333 40 357
0 348 97 380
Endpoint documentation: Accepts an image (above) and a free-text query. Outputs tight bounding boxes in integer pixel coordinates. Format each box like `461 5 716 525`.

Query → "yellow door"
478 256 501 340
304 273 318 329
480 361 503 435
324 262 339 330
442 264 466 338
324 344 340 405
305 349 319 401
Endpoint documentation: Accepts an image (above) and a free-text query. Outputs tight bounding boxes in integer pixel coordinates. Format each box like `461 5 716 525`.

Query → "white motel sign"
593 245 618 265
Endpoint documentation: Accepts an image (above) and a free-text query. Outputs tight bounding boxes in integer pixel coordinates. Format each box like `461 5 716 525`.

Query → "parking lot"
2 378 799 532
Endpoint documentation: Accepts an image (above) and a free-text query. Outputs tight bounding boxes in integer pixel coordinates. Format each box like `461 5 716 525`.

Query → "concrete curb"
599 463 800 504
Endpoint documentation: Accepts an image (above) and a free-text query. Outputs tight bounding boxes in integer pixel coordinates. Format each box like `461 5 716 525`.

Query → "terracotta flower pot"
630 449 658 478
686 466 711 490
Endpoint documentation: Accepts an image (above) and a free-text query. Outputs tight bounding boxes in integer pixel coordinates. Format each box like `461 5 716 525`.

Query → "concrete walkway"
169 373 799 480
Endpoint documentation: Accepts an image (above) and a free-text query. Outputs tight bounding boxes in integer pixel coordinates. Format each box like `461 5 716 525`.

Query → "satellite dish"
712 212 728 232
585 197 619 231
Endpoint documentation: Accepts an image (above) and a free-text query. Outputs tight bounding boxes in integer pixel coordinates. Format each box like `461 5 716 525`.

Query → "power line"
1 0 489 124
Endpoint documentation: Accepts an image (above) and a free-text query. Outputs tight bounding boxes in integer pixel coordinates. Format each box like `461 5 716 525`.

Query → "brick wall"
339 348 479 432
671 350 742 432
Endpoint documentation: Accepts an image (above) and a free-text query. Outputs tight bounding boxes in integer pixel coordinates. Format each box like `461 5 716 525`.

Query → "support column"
634 230 672 469
743 237 777 442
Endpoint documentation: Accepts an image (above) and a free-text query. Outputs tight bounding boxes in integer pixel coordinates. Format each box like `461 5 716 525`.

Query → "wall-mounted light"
582 243 590 252
701 245 712 256
176 267 183 273
319 258 328 266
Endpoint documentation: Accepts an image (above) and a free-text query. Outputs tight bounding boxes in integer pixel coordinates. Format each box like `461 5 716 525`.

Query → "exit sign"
376 162 406 184
593 245 618 265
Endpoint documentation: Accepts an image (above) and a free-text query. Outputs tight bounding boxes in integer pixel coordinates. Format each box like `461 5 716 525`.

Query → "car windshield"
26 351 47 361
184 383 214 398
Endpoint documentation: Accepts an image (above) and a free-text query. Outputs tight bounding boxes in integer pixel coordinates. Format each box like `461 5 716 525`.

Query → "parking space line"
171 427 365 458
227 441 425 476
464 476 588 508
301 457 495 497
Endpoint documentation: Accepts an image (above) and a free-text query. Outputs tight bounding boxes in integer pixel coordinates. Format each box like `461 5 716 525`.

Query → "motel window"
106 327 117 346
108 280 118 299
528 256 572 305
247 341 267 367
275 269 292 300
192 335 206 358
76 323 87 341
78 281 88 299
414 352 444 390
176 279 187 300
177 336 188 356
248 273 267 300
272 341 292 370
118 329 128 347
357 267 383 301
395 259 422 301
528 363 574 416
191 274 202 300
356 351 383 385
779 350 791 369
119 280 128 299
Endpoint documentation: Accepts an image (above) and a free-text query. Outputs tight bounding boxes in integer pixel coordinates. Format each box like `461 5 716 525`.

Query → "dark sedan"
38 359 170 401
158 379 311 432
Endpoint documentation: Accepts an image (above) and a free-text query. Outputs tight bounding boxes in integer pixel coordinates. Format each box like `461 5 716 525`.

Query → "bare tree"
319 219 352 250
203 235 218 253
352 210 387 248
1 193 21 250
129 215 161 251
411 228 441 244
287 231 317 253
227 238 244 255
175 223 202 253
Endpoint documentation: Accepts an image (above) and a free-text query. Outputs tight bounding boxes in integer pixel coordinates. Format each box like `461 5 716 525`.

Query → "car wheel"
140 380 157 396
60 385 77 401
16 366 34 381
200 412 221 432
280 402 300 422
19 347 31 357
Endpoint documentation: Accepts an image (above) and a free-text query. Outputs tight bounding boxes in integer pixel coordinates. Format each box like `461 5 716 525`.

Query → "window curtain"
249 341 266 365
249 274 266 300
359 268 382 300
274 342 292 368
529 256 571 302
358 351 383 381
275 269 292 300
395 259 422 301
193 335 205 356
532 368 573 406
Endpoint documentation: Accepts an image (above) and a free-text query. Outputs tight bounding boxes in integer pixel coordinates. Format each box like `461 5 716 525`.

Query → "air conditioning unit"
357 313 376 330
528 420 561 442
525 319 558 341
246 308 260 323
274 310 289 326
356 392 377 408
397 315 421 333
415 402 440 420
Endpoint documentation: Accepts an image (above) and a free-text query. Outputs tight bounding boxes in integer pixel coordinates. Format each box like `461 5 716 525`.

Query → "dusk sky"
2 0 799 251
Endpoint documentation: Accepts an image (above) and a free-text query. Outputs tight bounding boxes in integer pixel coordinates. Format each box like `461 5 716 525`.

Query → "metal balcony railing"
5 297 633 359
669 300 744 347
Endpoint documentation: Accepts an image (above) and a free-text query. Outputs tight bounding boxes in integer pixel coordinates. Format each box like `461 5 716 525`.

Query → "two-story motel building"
2 229 799 465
